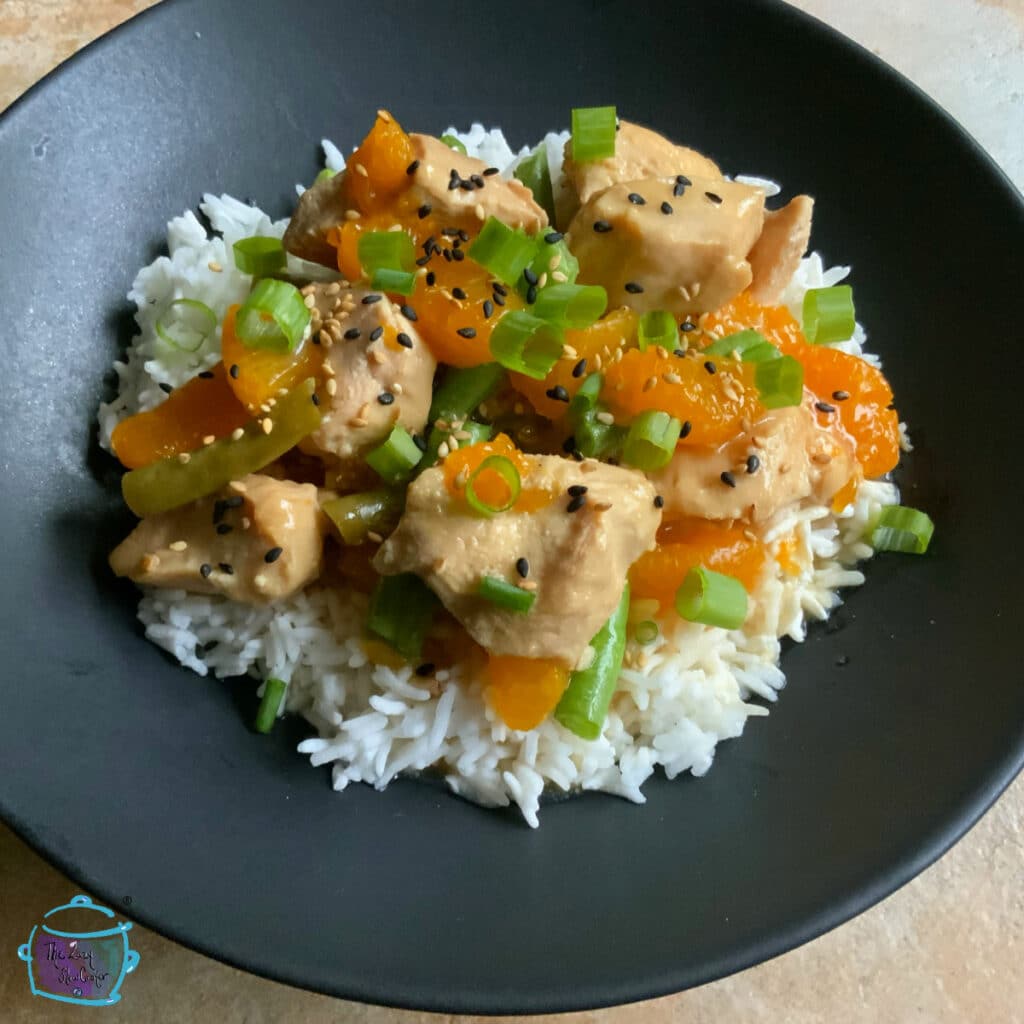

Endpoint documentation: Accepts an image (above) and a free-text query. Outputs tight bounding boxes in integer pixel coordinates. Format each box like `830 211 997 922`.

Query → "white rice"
104 128 900 827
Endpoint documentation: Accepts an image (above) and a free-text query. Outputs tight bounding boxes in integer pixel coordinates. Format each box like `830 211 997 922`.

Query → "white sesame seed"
207 260 223 273
344 209 361 221
437 441 450 459
202 434 216 446
551 270 568 283
262 418 273 435
303 294 316 309
177 452 191 464
169 540 188 552
367 531 384 544
353 163 368 177
325 379 338 396
231 427 245 440
595 411 615 425
474 203 486 220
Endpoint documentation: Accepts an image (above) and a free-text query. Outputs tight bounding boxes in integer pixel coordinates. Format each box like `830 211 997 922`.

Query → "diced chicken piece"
405 133 547 234
568 176 765 317
109 475 326 604
558 120 722 228
649 402 858 524
282 173 348 268
747 195 814 304
374 456 660 667
302 284 435 471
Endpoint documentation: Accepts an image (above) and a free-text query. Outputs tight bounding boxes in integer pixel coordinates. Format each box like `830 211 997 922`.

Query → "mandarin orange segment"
220 305 323 413
486 655 570 731
603 347 762 446
110 363 250 469
341 111 415 214
630 518 766 610
512 307 638 420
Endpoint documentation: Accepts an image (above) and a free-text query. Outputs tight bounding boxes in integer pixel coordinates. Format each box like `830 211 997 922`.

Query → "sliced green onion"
467 217 537 285
870 505 934 554
555 583 629 740
803 285 855 344
420 419 493 470
440 133 468 154
368 573 439 661
322 489 403 545
371 267 418 295
358 230 415 274
571 105 617 162
314 167 337 183
570 372 603 414
236 278 310 352
755 354 804 408
232 236 287 276
513 146 556 224
638 310 677 352
532 283 607 329
465 455 521 516
743 342 783 363
365 424 423 484
567 373 624 459
703 329 769 359
477 575 536 613
675 567 748 629
255 677 287 734
155 298 217 353
525 234 579 291
634 620 659 645
430 363 507 423
622 409 682 471
489 310 564 380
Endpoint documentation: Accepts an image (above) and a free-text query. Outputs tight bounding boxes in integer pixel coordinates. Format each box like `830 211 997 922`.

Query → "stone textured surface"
2 2 1021 1021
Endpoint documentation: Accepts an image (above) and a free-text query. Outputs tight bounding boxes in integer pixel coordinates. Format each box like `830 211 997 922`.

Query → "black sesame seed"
378 391 396 405
229 363 240 379
815 401 836 414
593 220 612 233
492 292 506 306
567 484 588 497
425 271 436 286
832 390 850 401
705 191 723 205
673 182 687 197
362 293 383 305
544 231 564 244
660 201 674 215
417 203 432 219
406 159 420 175
412 433 428 452
627 192 647 205
515 557 530 579
571 449 584 462
562 434 577 453
311 393 320 406
680 420 692 438
492 282 508 296
526 285 538 304
344 327 361 340
673 348 686 357
218 562 234 575
397 332 414 349
451 248 465 261
199 563 213 579
654 494 665 509
456 327 477 339
704 360 717 374
746 454 761 475
451 286 467 300
414 254 432 267
572 358 587 378
523 267 539 286
415 662 435 677
482 299 494 319
400 304 418 321
441 226 460 238
546 385 570 403
624 281 644 294
483 166 500 176
470 174 485 188
459 180 474 191
720 471 737 488
264 546 283 564
198 370 214 379
457 229 470 242
212 500 226 524
366 325 382 342
567 494 587 513
447 177 461 191
159 382 173 394
676 174 692 186
216 523 233 535
442 248 453 262
680 320 696 332
423 235 437 252
224 496 244 509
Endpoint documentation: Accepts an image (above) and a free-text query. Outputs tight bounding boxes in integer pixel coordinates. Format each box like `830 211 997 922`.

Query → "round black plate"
1 0 1021 1014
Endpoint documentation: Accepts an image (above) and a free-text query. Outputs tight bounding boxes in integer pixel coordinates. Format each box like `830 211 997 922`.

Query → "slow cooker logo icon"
17 894 141 1006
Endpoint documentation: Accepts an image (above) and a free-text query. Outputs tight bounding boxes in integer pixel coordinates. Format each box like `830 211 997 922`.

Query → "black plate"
1 0 1022 1014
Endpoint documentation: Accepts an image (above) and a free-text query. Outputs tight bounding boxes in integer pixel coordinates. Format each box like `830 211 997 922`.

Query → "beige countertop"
2 3 1022 1022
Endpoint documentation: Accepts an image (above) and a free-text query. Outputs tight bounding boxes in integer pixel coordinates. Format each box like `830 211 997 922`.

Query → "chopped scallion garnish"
703 329 767 358
467 217 537 285
803 285 855 344
675 567 748 629
440 133 468 154
532 283 607 329
314 168 337 183
358 230 415 275
489 310 564 379
571 106 617 162
235 279 310 352
465 455 521 516
621 409 682 471
155 298 217 353
870 505 934 554
638 310 677 352
371 267 417 295
367 573 439 661
477 575 536 613
755 354 804 408
365 424 423 484
232 236 287 276
634 620 659 645
255 677 287 734
513 146 556 224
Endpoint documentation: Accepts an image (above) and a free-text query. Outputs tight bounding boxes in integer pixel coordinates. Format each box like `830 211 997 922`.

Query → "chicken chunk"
747 195 814 305
649 402 858 524
374 456 660 667
558 120 722 228
109 475 327 604
282 172 348 268
568 176 765 318
405 133 548 234
302 284 436 473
